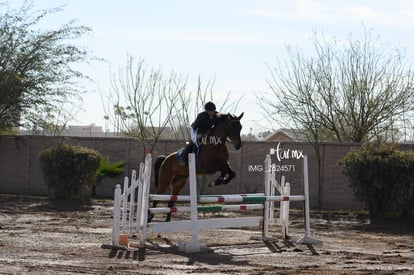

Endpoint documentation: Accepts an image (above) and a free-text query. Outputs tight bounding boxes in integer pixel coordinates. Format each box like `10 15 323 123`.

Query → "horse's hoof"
164 213 172 222
214 178 223 186
147 213 154 223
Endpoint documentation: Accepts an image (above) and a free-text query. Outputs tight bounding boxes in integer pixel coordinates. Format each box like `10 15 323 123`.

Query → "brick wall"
0 135 366 210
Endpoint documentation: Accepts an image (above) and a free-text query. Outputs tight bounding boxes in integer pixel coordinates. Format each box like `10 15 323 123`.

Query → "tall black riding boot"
178 142 194 166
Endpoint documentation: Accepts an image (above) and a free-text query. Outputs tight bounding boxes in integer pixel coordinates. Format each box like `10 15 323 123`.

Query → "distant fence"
2 135 411 210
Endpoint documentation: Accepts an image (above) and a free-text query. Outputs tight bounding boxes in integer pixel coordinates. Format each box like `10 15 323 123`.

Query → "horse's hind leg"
165 176 188 222
148 200 158 223
148 172 172 223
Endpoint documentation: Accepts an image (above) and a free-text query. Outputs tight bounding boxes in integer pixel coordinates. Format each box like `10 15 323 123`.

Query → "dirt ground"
0 194 413 275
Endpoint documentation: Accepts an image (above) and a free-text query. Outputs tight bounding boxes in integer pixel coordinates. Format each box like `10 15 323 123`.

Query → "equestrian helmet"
204 101 216 111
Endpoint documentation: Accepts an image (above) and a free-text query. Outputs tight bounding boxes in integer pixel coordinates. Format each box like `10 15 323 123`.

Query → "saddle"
176 142 200 160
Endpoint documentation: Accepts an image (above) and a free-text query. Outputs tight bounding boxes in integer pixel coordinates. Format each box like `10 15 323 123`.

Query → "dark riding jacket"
191 111 218 134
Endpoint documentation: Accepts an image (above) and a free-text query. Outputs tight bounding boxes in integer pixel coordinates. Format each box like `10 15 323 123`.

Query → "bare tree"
259 29 414 144
167 76 210 140
170 76 243 141
258 29 414 208
27 101 80 136
104 56 186 156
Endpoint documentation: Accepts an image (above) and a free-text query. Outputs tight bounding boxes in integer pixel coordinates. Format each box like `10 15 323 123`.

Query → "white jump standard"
111 151 321 253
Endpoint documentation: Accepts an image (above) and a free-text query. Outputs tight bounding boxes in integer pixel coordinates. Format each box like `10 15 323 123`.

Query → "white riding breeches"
190 128 197 144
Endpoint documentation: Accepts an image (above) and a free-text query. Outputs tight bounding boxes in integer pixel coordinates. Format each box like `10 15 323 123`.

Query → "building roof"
264 128 308 142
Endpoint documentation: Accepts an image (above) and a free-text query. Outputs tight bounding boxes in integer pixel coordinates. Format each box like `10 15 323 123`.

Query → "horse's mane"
212 112 242 132
215 113 230 125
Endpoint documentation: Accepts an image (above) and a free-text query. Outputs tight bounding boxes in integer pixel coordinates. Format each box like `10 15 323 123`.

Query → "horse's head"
212 112 244 150
226 113 244 150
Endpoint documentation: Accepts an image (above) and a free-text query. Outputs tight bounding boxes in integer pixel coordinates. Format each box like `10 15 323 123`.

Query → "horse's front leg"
214 170 226 186
214 162 235 185
222 165 235 185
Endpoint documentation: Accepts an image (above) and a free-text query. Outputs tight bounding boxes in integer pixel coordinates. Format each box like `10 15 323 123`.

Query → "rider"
179 101 219 166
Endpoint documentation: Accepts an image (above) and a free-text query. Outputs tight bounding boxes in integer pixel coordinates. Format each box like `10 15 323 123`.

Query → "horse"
149 112 244 222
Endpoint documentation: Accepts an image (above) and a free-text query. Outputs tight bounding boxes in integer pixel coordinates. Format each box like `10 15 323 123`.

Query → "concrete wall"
0 135 369 210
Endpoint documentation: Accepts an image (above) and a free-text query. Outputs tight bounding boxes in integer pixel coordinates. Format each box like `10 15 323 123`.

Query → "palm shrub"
93 157 125 197
341 143 414 219
39 143 102 199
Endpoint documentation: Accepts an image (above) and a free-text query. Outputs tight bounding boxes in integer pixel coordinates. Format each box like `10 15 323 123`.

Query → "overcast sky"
8 0 414 134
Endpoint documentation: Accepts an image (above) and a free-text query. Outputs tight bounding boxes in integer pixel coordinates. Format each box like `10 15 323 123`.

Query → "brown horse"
149 112 244 222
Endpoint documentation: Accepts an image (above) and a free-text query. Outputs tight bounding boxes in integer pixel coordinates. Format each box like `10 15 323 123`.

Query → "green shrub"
341 144 414 219
39 143 102 199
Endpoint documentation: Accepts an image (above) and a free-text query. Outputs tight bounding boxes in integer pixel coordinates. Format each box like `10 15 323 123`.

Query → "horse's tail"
153 155 166 189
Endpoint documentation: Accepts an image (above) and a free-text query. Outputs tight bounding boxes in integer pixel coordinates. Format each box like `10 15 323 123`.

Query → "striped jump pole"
149 203 264 214
200 194 305 203
149 193 265 202
149 193 302 203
